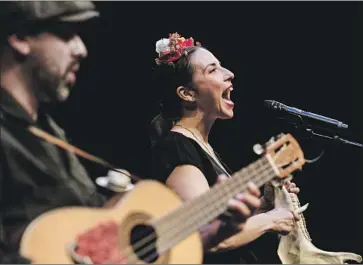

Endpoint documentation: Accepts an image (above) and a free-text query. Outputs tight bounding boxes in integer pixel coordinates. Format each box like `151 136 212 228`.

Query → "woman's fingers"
217 175 262 224
228 198 251 217
247 181 261 197
226 190 262 225
284 180 300 194
235 192 261 209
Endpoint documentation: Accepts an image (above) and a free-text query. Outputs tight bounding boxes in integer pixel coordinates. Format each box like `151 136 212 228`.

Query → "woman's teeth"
222 87 233 99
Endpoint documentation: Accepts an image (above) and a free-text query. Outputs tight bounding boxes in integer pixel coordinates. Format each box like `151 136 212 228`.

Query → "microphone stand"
277 115 363 149
306 129 363 148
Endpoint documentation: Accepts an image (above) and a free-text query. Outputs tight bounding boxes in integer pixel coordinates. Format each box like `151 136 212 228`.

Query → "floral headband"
155 32 201 65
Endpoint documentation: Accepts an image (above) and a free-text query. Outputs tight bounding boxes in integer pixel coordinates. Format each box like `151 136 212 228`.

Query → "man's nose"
70 35 88 59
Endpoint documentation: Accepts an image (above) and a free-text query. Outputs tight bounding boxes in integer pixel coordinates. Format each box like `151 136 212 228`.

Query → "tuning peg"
293 162 303 171
253 143 264 155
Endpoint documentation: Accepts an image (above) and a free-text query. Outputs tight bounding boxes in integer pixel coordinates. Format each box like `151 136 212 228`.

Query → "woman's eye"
209 68 216 73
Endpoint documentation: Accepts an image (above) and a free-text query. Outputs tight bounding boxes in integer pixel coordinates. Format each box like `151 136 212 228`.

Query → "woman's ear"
7 34 31 56
176 86 196 103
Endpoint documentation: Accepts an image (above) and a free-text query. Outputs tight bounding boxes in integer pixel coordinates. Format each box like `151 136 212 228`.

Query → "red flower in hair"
155 32 201 65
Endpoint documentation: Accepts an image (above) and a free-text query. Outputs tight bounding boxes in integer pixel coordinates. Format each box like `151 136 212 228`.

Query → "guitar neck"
153 155 277 252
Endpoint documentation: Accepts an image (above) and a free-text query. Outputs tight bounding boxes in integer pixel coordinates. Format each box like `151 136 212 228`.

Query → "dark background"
50 1 362 261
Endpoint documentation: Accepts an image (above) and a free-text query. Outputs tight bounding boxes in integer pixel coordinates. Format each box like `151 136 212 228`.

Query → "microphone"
264 100 348 129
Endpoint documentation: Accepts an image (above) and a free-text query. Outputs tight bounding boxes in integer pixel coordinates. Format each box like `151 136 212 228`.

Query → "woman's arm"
209 181 302 252
209 209 298 252
165 165 261 252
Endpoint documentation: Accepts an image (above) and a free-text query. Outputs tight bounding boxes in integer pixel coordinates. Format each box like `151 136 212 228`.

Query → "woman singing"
147 32 300 264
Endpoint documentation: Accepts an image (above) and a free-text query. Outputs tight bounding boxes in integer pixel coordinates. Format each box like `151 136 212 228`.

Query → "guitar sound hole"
130 224 159 263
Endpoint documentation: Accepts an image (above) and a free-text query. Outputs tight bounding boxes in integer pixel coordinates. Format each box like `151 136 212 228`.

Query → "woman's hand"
206 178 305 251
258 179 300 213
203 174 262 252
261 180 301 235
284 180 300 194
220 174 261 227
211 175 261 242
265 207 300 235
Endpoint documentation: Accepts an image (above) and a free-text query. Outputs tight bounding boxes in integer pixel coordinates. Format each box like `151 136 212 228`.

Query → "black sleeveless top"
147 131 258 264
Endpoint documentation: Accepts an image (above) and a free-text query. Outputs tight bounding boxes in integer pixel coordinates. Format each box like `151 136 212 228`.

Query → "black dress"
147 131 259 264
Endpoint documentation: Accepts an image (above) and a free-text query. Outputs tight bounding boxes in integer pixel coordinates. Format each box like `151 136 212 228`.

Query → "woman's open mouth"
222 86 234 107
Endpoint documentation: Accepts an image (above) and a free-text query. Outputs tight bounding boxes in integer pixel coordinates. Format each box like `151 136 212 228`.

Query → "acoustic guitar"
20 133 306 264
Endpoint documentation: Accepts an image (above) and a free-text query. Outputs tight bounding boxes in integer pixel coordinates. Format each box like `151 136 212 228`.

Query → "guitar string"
138 166 277 264
141 152 305 264
80 141 295 263
139 159 271 255
87 160 271 263
76 161 271 264
122 164 274 264
117 162 277 263
139 167 278 264
27 120 301 262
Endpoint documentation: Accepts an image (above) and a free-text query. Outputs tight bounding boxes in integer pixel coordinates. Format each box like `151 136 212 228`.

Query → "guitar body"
19 180 203 264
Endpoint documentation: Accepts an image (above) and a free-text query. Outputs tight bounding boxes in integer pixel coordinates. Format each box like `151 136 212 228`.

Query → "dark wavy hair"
150 45 203 147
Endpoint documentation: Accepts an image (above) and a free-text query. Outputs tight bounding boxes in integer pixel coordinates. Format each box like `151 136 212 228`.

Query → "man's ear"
176 86 196 103
7 34 31 56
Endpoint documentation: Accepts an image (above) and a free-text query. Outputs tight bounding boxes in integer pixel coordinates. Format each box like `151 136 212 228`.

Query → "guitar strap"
27 125 140 182
204 151 231 178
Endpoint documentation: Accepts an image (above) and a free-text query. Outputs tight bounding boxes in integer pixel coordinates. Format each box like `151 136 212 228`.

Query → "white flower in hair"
155 38 170 55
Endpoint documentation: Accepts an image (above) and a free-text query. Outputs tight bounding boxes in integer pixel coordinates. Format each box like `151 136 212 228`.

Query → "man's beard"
24 52 72 102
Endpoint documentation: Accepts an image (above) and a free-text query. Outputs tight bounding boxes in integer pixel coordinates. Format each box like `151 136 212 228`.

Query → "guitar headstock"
254 133 306 178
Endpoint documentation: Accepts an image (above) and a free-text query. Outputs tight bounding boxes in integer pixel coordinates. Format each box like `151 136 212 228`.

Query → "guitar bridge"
67 242 93 264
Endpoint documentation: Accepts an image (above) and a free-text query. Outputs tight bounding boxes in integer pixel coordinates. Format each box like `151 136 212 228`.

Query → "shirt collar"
1 88 37 125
